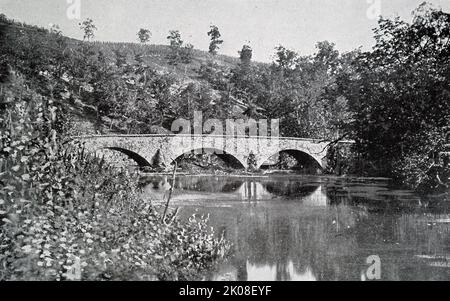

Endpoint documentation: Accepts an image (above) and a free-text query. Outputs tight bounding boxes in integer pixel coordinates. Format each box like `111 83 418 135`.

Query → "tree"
79 18 97 41
152 149 166 171
137 28 151 44
274 45 298 70
166 30 184 65
167 30 183 48
247 152 257 171
166 30 194 65
340 3 450 179
49 24 62 36
181 43 194 64
263 42 348 139
207 25 223 55
239 44 253 65
314 41 339 72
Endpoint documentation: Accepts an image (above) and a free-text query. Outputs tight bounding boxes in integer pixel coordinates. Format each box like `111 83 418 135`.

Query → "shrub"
392 129 449 192
247 152 257 172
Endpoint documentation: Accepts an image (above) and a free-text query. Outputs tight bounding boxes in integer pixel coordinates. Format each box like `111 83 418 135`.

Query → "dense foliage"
0 19 230 280
337 3 450 187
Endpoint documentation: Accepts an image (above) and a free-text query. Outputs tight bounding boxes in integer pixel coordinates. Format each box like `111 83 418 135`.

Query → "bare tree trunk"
162 162 177 222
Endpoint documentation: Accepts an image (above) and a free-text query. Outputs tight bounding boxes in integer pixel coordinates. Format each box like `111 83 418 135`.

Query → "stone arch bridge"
75 134 333 171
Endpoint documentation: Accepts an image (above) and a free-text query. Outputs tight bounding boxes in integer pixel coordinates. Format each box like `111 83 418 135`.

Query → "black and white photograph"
0 0 450 286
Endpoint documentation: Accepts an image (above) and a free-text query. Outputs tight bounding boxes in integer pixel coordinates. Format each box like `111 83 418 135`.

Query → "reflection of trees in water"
178 177 244 193
139 175 167 190
229 206 450 280
324 184 351 206
221 182 243 193
323 179 439 214
143 176 244 193
357 212 450 280
229 204 363 281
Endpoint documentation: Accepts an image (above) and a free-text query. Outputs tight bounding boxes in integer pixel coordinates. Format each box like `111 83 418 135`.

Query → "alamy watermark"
363 255 381 280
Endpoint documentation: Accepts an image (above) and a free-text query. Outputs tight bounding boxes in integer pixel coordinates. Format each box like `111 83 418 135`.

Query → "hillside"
66 41 251 134
0 14 349 140
89 41 243 80
0 14 256 135
0 13 245 74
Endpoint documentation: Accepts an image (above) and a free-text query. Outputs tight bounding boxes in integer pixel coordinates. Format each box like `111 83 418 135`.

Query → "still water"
142 175 450 281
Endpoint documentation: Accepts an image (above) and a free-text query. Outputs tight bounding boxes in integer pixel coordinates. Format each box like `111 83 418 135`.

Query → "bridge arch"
104 147 151 168
257 148 324 171
171 147 246 170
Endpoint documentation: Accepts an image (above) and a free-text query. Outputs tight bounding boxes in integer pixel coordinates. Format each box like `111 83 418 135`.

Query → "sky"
1 0 450 62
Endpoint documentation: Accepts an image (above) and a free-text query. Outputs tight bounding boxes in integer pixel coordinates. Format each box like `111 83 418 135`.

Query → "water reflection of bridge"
142 176 327 204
